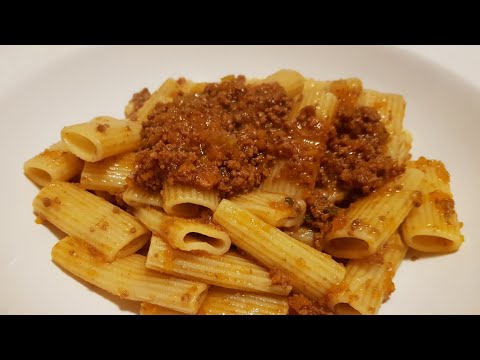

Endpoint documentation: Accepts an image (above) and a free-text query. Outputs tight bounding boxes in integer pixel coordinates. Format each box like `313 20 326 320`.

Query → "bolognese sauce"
132 75 404 311
134 76 333 197
133 75 402 232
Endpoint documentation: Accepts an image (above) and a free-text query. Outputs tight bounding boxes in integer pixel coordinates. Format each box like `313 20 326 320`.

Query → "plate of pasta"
2 46 479 314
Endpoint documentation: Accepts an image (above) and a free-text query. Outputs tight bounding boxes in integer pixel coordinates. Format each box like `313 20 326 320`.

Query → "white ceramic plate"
1 45 479 314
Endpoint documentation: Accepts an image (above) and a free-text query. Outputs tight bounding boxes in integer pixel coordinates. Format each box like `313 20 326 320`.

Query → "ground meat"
303 100 402 245
303 189 343 249
288 293 333 315
131 88 151 112
134 76 330 197
42 197 52 207
269 267 290 288
132 74 404 252
96 123 109 133
411 157 456 223
317 105 404 199
383 265 396 302
126 88 151 120
198 208 213 224
413 156 450 183
429 190 456 224
278 106 332 186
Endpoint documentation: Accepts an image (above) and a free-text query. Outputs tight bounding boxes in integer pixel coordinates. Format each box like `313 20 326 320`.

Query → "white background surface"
1 45 479 97
1 45 479 314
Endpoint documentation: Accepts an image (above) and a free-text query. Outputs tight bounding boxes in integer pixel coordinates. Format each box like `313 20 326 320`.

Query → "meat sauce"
130 75 404 314
134 76 332 197
316 105 403 197
134 76 401 201
288 293 333 315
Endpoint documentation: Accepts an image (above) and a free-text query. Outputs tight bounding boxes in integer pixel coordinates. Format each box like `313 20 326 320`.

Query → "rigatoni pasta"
387 130 413 164
231 190 306 229
401 158 464 253
25 70 464 315
61 116 141 162
357 89 406 136
285 227 315 248
213 199 346 302
24 142 84 187
162 182 219 217
80 152 136 192
130 78 205 123
122 184 164 208
146 235 291 296
134 206 231 255
134 78 177 123
259 161 305 199
34 181 150 262
140 287 289 315
52 236 208 314
329 232 407 315
263 69 305 98
357 90 411 165
323 168 425 259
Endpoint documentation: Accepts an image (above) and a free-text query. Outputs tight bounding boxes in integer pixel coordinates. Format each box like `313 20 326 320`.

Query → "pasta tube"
134 206 230 255
122 185 163 208
33 182 150 261
52 236 208 314
24 142 84 187
146 235 291 295
80 152 135 192
162 182 219 217
213 199 345 302
61 116 141 162
231 190 306 229
140 287 288 315
324 168 424 259
329 232 407 315
401 158 464 253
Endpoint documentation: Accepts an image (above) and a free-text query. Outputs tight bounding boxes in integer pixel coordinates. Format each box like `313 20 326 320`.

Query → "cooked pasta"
80 152 136 192
146 235 291 295
140 287 289 315
25 70 464 315
323 168 425 259
34 182 150 262
53 236 208 314
122 184 164 208
162 183 219 217
329 232 407 315
357 90 405 135
213 199 346 302
61 116 141 162
401 158 464 253
133 206 230 255
357 90 412 165
24 142 84 187
259 161 305 199
231 190 306 229
263 69 305 98
285 227 315 248
130 78 206 122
